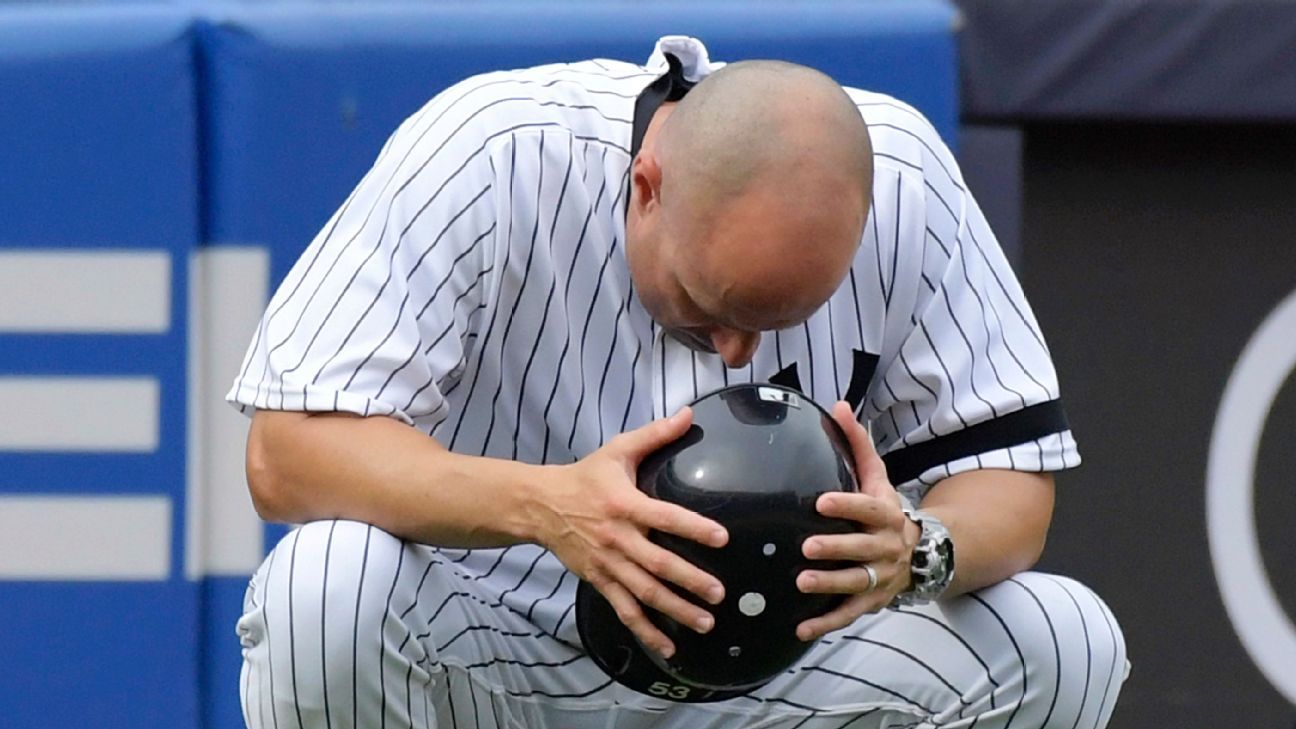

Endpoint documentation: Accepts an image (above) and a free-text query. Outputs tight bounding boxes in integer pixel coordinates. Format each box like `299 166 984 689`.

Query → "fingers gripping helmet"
575 384 860 703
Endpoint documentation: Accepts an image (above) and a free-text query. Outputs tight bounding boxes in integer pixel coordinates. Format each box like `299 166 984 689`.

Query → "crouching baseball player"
228 36 1128 729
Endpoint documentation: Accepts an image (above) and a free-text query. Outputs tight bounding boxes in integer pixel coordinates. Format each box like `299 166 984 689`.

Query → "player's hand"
533 408 729 659
794 401 919 641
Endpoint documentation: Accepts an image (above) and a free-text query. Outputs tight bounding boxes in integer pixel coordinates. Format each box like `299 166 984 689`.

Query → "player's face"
627 153 859 369
633 211 816 369
625 151 756 367
626 223 764 368
654 275 770 368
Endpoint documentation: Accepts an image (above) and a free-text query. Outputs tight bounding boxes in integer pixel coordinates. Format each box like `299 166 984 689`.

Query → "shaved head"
624 60 873 366
658 60 872 224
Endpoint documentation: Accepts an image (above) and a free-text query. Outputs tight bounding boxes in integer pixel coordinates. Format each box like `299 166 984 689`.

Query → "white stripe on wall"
0 495 172 580
185 246 269 579
0 377 159 452
0 249 171 333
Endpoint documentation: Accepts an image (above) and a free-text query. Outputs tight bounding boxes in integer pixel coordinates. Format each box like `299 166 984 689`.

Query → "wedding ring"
863 564 879 592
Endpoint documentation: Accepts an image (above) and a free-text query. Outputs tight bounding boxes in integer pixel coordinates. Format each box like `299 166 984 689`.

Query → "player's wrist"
429 450 556 546
896 513 922 593
511 461 575 546
889 494 956 607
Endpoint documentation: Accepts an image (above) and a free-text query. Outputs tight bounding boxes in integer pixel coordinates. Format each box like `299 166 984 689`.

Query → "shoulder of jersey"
842 88 938 139
390 58 654 153
427 58 654 115
843 86 959 185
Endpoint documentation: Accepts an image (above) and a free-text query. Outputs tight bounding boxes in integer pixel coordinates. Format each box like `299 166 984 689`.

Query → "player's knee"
1015 573 1125 680
240 521 431 727
246 520 408 651
992 572 1128 727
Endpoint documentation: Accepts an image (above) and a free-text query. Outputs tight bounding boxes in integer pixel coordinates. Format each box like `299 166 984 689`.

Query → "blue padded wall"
0 6 200 729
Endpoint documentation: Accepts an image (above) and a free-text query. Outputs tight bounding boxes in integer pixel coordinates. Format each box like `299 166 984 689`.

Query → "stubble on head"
628 60 874 341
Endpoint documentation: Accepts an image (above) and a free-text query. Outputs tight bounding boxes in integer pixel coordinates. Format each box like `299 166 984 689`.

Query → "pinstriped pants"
238 520 1128 729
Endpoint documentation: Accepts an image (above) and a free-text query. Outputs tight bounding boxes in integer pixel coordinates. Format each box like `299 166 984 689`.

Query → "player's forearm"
916 469 1055 597
246 409 551 548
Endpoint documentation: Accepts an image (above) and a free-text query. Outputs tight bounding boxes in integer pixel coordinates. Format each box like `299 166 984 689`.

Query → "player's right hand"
529 407 729 659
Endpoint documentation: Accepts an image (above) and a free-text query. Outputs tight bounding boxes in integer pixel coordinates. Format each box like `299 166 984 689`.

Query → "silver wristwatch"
890 493 956 607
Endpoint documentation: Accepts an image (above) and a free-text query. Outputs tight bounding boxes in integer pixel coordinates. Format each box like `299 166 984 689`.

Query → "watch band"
890 493 956 607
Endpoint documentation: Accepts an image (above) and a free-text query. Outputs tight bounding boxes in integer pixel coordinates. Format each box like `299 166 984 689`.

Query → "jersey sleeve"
226 82 503 425
861 110 1080 495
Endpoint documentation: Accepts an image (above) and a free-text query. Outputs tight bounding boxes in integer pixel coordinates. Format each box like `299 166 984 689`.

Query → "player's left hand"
794 400 920 641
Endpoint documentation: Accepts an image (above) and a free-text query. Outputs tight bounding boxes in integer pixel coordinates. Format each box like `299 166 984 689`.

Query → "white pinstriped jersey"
228 36 1079 640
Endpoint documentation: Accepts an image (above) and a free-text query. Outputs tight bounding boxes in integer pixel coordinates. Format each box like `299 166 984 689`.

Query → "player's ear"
630 151 664 216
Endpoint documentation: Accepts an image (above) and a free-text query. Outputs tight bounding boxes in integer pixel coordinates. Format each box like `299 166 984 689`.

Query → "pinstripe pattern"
230 37 1119 728
238 521 1127 728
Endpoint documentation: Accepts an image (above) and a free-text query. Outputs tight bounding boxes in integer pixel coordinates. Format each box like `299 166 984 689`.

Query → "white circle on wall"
1206 287 1296 706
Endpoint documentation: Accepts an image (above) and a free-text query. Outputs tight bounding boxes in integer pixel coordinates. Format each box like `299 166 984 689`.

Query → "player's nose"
712 328 760 368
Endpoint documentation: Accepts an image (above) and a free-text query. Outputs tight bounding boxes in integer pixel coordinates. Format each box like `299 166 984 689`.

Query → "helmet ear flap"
576 383 860 702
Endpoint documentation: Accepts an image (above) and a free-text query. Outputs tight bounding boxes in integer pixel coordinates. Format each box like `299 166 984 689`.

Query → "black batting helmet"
575 383 859 703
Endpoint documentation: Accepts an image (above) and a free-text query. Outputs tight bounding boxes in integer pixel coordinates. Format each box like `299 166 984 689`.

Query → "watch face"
913 549 930 571
890 509 955 608
913 521 953 594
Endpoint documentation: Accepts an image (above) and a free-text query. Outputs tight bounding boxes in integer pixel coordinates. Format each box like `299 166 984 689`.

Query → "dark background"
1018 122 1296 727
954 1 1296 719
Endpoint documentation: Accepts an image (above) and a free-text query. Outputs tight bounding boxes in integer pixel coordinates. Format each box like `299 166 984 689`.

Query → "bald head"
624 59 874 366
657 60 873 218
660 61 872 320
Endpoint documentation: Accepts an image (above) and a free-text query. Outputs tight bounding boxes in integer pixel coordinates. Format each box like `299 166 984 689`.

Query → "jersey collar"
630 52 696 161
631 35 721 158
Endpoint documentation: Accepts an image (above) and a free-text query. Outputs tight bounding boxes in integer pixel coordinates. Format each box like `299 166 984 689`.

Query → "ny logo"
769 349 879 414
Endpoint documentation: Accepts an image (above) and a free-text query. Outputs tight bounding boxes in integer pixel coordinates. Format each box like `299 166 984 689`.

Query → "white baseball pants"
238 520 1127 729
